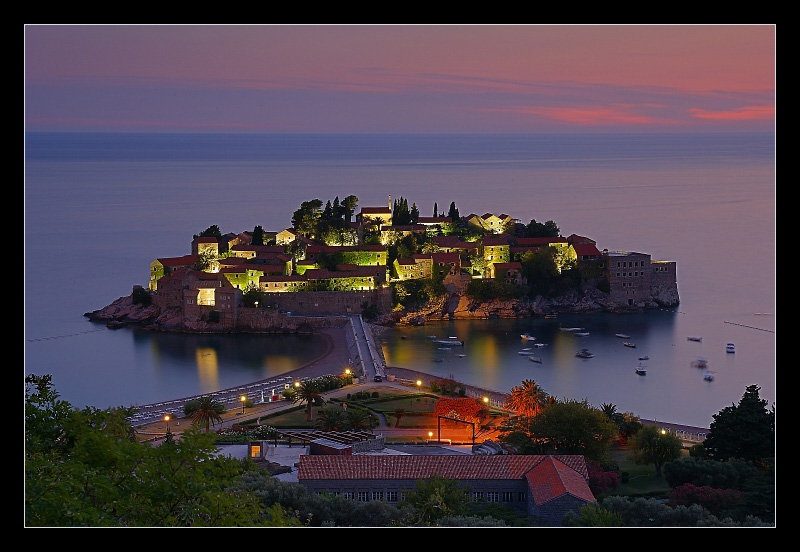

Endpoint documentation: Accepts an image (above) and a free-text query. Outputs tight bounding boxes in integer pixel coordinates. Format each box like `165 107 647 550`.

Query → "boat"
560 327 585 332
518 350 535 356
726 343 735 353
437 347 452 351
532 343 547 348
529 356 542 363
635 363 647 375
638 355 649 361
520 333 536 341
623 342 636 348
433 338 464 346
575 331 590 336
457 354 466 358
615 333 631 339
688 336 703 342
691 357 709 369
703 372 714 381
575 349 594 358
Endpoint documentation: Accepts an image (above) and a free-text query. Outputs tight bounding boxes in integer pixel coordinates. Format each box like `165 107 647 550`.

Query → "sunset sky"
24 24 775 134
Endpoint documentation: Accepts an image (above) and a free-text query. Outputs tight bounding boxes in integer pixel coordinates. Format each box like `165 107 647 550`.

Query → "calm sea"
24 132 775 427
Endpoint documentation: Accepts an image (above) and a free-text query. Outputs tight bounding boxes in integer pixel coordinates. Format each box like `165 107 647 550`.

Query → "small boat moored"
692 357 709 369
615 333 631 339
529 356 542 363
623 342 636 348
726 343 735 353
521 333 536 341
635 363 647 375
638 355 649 361
703 372 714 381
575 349 595 358
688 336 703 342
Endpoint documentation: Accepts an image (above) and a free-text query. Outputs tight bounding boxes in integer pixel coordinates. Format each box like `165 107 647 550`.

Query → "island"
85 194 679 333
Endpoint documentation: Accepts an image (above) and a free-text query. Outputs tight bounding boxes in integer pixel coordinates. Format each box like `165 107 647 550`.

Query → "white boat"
433 338 464 346
575 331 590 336
726 343 735 353
560 327 585 332
615 333 631 339
532 343 547 348
635 363 647 375
575 349 594 358
703 372 714 381
520 333 536 341
529 356 542 363
623 342 636 348
518 350 535 356
638 355 649 360
688 336 702 342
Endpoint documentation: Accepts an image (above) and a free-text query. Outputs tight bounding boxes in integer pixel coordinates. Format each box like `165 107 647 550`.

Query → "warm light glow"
294 381 300 387
241 395 246 402
164 415 170 422
483 397 489 403
416 380 422 386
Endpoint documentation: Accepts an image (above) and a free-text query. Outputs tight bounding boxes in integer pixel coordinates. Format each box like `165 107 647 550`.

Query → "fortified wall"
257 288 392 317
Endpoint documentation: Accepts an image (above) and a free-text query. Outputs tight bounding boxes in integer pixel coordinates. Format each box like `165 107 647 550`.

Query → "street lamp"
240 395 247 414
164 414 170 431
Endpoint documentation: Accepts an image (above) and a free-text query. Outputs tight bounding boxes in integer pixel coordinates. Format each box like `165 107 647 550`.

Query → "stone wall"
257 288 392 317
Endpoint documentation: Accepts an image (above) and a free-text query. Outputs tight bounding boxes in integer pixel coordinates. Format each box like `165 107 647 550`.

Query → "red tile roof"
297 455 588 482
525 456 596 505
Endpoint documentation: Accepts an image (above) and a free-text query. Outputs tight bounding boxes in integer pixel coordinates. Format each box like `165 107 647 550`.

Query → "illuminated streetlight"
164 414 171 431
240 395 247 414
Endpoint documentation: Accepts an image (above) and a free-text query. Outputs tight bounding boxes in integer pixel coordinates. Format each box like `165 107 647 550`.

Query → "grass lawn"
607 444 691 498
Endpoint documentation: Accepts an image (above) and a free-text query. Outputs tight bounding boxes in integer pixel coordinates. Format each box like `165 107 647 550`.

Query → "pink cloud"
688 105 774 121
515 105 664 126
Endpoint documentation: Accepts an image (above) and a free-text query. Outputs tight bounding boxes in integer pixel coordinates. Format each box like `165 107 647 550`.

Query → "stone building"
297 454 595 526
604 250 678 307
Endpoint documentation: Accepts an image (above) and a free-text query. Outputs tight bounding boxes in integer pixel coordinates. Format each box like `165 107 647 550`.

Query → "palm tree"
505 379 549 417
190 396 225 433
315 409 345 431
344 409 375 432
294 381 325 422
393 408 406 428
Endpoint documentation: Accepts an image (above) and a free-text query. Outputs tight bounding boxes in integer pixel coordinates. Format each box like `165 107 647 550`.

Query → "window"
487 492 499 503
358 491 368 503
502 491 513 503
387 491 398 503
371 491 384 501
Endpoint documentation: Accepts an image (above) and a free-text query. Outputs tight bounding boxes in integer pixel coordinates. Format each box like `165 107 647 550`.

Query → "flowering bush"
587 461 620 496
433 397 487 423
669 483 741 515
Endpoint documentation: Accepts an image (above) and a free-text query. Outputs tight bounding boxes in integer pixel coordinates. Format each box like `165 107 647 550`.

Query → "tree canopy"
702 385 775 462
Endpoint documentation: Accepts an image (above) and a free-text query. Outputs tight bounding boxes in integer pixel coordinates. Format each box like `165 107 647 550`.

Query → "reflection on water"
379 311 773 428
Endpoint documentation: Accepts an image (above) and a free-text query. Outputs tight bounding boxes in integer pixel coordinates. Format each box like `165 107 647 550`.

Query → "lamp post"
240 395 246 415
164 414 170 431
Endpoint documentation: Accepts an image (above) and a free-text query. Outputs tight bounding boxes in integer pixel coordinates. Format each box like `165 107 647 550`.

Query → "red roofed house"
297 454 595 526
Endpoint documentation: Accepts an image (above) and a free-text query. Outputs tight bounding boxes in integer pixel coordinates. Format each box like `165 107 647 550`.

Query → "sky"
24 24 775 134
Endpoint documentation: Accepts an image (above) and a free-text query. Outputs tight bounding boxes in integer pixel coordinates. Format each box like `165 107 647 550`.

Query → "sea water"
24 132 775 427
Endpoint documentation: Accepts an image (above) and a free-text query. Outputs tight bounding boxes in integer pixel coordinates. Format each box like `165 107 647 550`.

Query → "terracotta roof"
492 262 522 270
572 243 601 257
297 455 589 483
525 456 596 505
156 254 199 266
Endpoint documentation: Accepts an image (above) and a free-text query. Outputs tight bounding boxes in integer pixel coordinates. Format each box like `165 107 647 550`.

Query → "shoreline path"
132 324 709 443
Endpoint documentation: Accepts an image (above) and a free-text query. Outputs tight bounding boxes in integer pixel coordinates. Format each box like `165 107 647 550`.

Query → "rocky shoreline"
85 282 679 333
